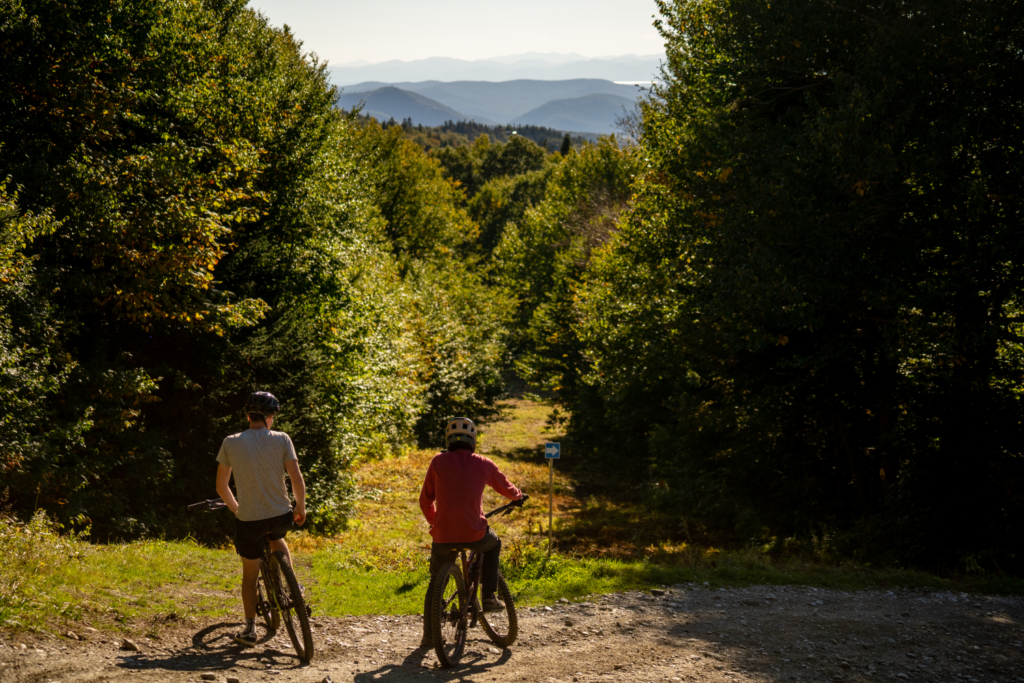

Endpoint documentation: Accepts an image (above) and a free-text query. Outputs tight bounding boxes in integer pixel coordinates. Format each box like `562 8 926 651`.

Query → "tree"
0 0 429 536
560 133 572 156
573 0 1024 566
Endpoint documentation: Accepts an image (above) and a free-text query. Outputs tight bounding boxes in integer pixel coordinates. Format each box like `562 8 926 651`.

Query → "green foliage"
0 184 71 492
569 0 1024 568
433 134 550 201
0 0 512 537
492 137 637 371
342 120 516 445
399 119 594 152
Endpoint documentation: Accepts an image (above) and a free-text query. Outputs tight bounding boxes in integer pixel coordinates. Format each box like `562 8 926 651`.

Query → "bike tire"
480 569 518 647
430 562 467 667
273 552 315 662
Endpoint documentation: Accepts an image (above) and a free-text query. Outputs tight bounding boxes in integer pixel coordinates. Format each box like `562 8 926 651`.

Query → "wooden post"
548 457 554 557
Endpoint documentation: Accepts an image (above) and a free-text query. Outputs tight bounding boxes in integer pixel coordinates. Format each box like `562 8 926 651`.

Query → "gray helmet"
445 417 477 450
244 391 280 418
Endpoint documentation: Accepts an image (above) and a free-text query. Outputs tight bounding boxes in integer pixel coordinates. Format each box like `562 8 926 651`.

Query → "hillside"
514 93 637 133
340 79 643 127
335 86 490 127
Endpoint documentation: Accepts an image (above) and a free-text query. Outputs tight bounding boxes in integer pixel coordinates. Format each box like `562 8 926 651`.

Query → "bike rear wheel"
271 552 314 662
430 562 467 667
480 569 518 647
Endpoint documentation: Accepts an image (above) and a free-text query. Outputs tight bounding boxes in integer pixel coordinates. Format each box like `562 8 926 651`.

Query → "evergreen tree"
560 133 572 156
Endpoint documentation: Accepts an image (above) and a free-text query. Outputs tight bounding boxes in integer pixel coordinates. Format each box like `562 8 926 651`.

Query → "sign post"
544 442 560 557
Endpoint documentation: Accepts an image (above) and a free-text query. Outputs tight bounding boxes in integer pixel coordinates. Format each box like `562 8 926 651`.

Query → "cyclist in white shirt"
215 391 307 647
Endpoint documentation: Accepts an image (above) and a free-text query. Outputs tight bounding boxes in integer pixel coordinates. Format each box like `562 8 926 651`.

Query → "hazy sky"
247 0 665 65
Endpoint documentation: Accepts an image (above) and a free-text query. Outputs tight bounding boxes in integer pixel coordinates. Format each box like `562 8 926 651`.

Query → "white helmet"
445 417 477 451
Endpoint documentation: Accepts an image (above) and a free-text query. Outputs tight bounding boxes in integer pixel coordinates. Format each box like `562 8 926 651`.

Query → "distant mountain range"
514 93 636 133
328 53 663 85
336 87 475 127
336 79 647 134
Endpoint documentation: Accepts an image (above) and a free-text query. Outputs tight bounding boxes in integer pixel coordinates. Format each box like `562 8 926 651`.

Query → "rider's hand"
293 503 306 526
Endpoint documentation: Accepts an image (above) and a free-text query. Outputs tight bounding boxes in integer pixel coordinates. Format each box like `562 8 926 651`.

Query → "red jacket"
419 450 522 543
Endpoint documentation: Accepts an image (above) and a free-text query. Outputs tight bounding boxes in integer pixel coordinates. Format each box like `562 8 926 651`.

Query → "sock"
244 618 255 633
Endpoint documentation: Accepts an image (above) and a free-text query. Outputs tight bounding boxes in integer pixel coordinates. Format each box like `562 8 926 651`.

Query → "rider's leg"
241 556 261 620
423 544 458 645
268 537 293 567
475 528 502 598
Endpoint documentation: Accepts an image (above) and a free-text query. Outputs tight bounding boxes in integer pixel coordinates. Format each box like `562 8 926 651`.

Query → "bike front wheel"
480 569 518 647
430 562 468 667
257 574 281 632
270 552 314 662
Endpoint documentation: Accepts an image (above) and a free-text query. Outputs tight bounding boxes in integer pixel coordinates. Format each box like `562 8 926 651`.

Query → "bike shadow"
360 638 512 681
110 622 310 675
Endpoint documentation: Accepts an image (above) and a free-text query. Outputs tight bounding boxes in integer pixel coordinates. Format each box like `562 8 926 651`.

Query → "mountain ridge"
512 93 636 133
341 79 644 123
335 87 486 127
328 54 663 85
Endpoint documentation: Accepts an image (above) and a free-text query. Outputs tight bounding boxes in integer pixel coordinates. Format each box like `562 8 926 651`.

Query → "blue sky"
247 0 664 64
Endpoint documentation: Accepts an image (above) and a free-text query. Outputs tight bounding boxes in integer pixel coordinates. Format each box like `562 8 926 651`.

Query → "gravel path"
2 585 1022 683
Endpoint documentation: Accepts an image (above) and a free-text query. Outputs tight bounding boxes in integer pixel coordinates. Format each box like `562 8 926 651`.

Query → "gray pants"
422 528 501 640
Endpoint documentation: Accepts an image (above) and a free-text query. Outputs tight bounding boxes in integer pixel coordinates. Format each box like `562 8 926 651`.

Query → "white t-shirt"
216 428 298 521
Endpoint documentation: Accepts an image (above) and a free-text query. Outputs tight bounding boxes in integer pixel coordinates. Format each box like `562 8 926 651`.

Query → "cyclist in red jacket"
418 416 523 647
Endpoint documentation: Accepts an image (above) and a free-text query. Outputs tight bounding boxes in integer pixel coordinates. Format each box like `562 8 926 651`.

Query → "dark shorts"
234 510 293 560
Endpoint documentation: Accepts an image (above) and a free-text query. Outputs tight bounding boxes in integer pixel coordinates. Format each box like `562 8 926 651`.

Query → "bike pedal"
256 601 271 617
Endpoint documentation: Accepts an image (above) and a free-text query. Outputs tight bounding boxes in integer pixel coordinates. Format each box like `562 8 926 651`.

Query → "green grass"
477 398 561 459
305 543 1024 618
1 511 238 633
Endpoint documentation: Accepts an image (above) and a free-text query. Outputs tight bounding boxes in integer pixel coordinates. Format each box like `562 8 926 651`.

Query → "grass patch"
1 511 238 633
306 541 1024 618
478 398 561 459
500 545 1024 600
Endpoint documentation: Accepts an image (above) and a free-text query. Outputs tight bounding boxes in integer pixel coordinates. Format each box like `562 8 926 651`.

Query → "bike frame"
449 495 527 628
257 540 286 620
188 498 294 633
454 549 484 627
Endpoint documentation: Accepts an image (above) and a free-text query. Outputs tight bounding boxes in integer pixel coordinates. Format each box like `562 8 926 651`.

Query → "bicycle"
188 497 314 662
427 494 529 667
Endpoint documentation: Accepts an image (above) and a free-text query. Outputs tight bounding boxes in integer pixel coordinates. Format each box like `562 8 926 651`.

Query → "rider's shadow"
361 639 513 681
113 622 309 674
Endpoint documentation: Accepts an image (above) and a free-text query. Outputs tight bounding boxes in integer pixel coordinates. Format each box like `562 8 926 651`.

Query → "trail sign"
544 442 561 557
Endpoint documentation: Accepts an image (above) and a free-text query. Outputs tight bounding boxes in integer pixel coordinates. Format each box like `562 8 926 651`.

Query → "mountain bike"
427 494 529 667
188 497 314 662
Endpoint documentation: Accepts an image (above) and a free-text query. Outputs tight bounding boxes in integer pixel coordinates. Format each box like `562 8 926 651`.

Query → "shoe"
481 595 505 613
233 626 258 647
418 635 433 648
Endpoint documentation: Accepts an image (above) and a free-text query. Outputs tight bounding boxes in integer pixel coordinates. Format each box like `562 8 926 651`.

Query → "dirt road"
2 584 1022 683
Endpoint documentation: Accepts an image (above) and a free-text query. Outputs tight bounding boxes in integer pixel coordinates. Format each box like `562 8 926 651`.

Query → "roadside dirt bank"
2 584 1022 683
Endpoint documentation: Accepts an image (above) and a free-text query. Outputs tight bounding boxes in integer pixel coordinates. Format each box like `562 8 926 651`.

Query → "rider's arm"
285 459 306 526
419 463 437 526
487 463 523 501
216 463 240 515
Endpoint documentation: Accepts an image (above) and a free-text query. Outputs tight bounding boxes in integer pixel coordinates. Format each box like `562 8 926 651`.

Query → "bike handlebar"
485 494 529 519
188 497 227 512
189 493 526 517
